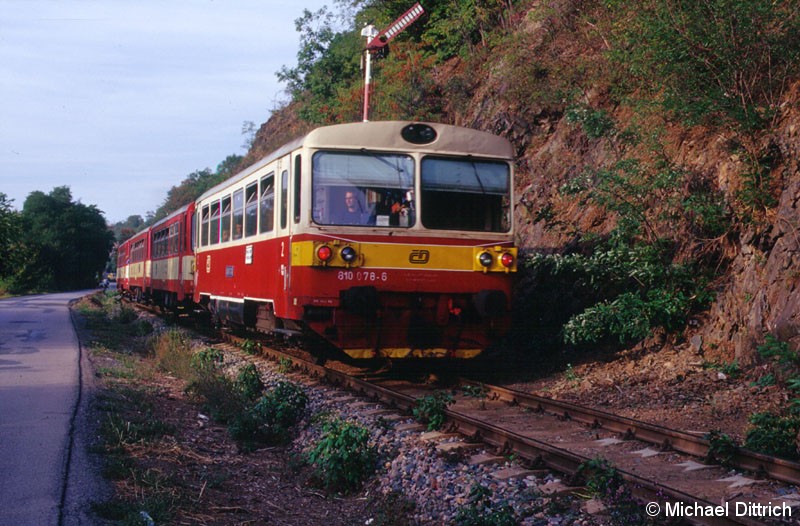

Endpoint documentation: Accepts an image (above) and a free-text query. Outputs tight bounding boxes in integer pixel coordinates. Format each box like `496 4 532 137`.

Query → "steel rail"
463 380 800 487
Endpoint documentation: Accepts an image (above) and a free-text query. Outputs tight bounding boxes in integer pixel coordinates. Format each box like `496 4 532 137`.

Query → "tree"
148 156 242 226
112 215 146 245
0 193 25 283
19 187 115 291
277 6 363 124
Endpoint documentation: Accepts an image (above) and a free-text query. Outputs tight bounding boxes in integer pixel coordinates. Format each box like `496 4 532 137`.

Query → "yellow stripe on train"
291 241 517 272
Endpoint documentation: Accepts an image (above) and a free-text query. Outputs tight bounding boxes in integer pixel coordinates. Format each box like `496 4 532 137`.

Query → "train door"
274 155 292 316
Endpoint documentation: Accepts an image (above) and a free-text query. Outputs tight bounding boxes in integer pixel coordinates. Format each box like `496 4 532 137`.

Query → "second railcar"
194 121 517 359
149 203 196 310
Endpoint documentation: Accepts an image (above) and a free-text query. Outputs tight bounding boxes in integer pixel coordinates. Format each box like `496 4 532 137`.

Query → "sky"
0 0 335 224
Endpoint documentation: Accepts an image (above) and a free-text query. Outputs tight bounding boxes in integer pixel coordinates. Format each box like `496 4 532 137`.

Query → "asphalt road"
0 291 108 526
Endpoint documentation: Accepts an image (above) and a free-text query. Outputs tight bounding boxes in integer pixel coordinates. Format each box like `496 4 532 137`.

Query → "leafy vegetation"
180 346 309 449
412 391 454 431
606 0 800 131
305 416 377 493
577 457 657 525
704 430 739 467
522 86 737 348
453 483 517 526
231 380 309 446
745 412 800 460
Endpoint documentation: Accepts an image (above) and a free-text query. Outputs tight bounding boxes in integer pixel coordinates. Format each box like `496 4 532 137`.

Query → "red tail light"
317 245 333 262
500 252 514 268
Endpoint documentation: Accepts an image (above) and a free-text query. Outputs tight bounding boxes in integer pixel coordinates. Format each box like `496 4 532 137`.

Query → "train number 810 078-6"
337 270 389 282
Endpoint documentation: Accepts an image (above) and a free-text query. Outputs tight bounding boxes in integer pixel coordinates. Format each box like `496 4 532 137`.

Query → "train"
117 121 517 359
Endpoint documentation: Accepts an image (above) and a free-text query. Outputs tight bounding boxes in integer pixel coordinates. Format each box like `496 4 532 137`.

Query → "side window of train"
169 223 179 254
233 189 244 240
210 201 221 245
259 173 275 234
245 182 258 237
201 205 210 247
293 156 301 224
221 195 232 242
280 169 288 230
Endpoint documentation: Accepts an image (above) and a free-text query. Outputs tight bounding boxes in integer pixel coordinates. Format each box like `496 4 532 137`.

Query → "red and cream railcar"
194 121 517 359
116 239 131 293
149 203 196 310
117 227 151 302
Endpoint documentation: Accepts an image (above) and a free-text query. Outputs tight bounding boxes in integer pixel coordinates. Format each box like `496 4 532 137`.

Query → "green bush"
235 363 264 402
306 417 376 493
255 381 308 429
190 347 225 372
578 457 623 497
188 371 244 425
745 412 800 460
229 380 308 447
239 339 261 355
704 430 739 467
412 391 454 431
758 335 796 367
531 240 712 347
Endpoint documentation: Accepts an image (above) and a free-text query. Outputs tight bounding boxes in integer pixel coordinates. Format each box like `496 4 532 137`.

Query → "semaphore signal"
360 3 424 122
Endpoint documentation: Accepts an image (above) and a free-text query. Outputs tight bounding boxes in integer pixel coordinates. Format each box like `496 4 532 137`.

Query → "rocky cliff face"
509 75 800 364
699 84 800 364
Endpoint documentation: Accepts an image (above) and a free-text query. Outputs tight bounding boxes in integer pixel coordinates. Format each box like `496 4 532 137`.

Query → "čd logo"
409 249 430 264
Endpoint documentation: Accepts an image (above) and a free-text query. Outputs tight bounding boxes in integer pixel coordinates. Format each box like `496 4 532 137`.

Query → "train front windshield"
311 150 511 232
420 157 510 232
312 151 415 227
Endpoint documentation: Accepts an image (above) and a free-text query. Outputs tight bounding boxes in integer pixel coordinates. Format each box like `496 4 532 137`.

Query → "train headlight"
340 246 357 263
500 252 515 268
317 245 333 263
477 251 493 268
401 123 437 144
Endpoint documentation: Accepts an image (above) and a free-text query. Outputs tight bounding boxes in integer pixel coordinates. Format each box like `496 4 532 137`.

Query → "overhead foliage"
606 0 800 130
277 6 363 125
148 155 243 225
275 0 522 125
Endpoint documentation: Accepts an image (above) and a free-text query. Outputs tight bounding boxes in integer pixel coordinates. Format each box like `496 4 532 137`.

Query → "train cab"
194 121 517 359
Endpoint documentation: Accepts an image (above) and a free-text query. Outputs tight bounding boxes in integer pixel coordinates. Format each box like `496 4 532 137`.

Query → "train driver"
335 189 373 225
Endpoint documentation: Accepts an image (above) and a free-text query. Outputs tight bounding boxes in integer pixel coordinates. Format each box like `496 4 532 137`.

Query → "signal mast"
360 3 424 122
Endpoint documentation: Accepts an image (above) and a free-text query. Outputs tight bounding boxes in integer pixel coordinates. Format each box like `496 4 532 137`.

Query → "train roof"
196 121 513 203
303 121 513 158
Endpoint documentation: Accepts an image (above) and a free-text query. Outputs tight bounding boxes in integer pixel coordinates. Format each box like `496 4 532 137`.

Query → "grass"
74 293 187 523
74 291 336 524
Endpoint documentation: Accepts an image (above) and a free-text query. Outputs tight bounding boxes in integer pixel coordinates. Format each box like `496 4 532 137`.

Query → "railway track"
124 299 797 525
212 332 800 526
